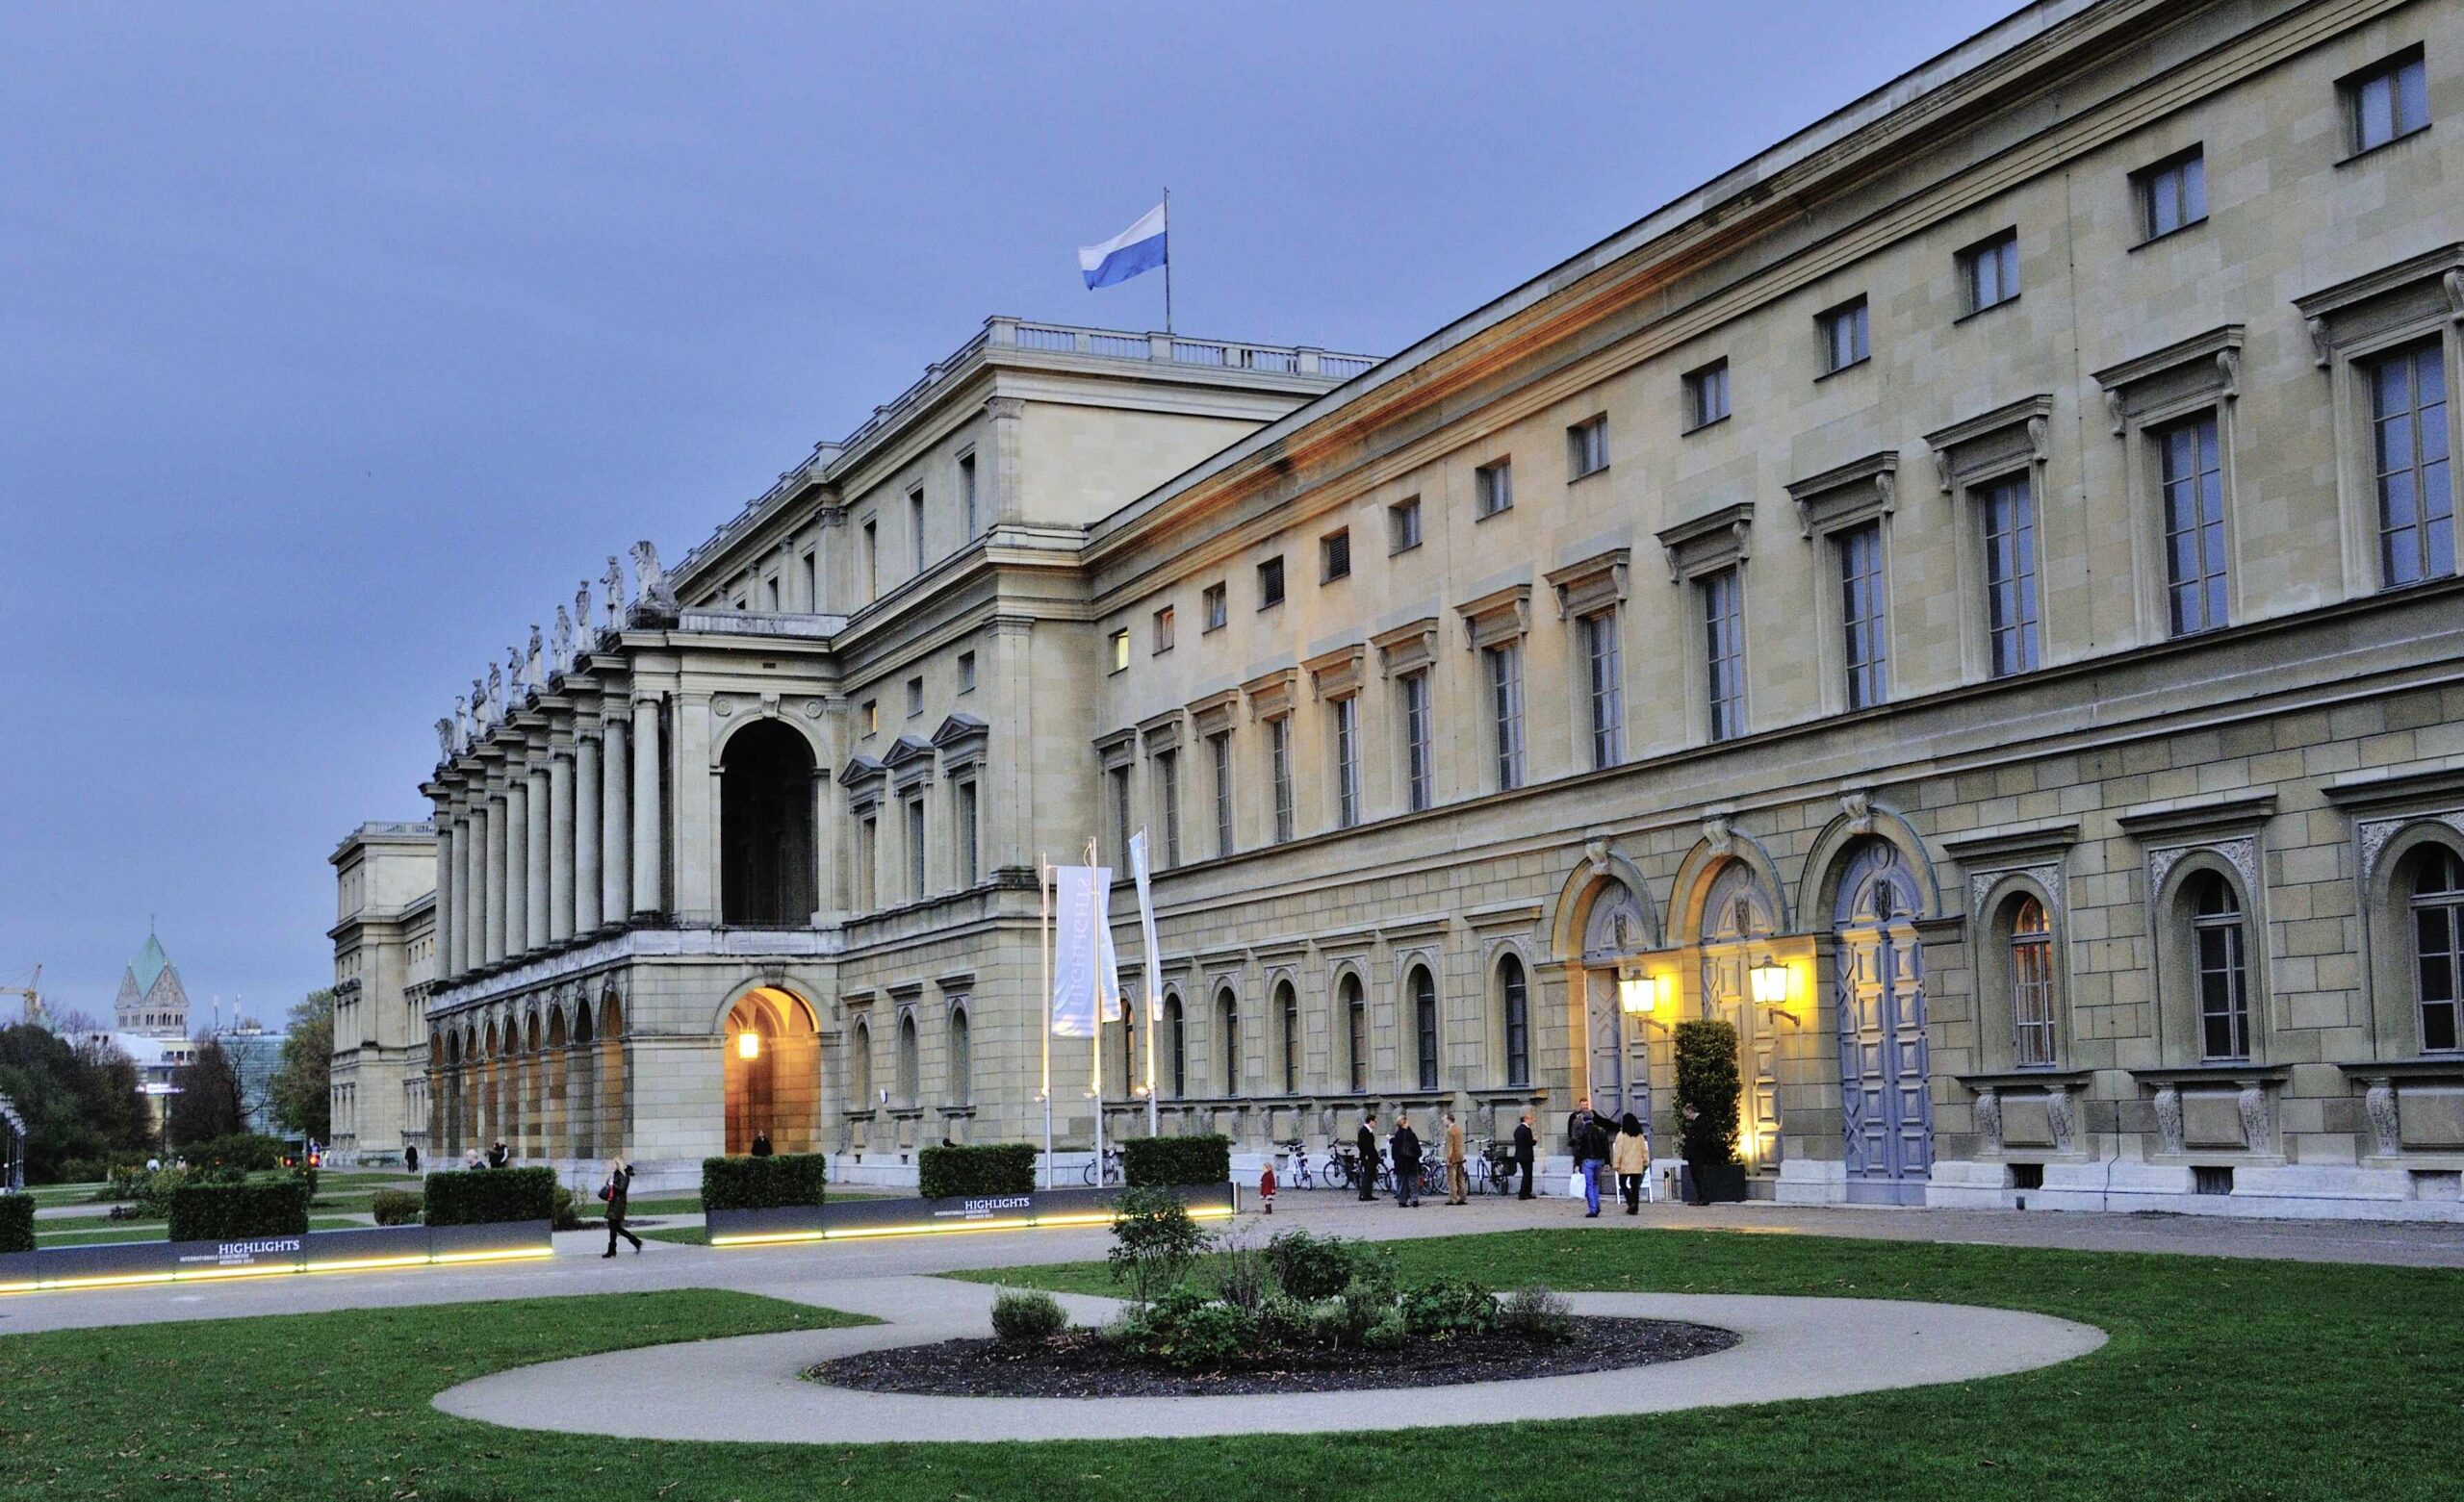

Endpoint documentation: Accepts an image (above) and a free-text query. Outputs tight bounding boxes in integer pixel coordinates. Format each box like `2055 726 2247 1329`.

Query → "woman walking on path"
601 1158 643 1257
1612 1112 1651 1214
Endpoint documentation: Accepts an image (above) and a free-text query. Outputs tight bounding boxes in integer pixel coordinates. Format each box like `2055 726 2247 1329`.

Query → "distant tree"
0 1022 149 1180
72 1033 153 1155
270 989 335 1143
168 1037 246 1146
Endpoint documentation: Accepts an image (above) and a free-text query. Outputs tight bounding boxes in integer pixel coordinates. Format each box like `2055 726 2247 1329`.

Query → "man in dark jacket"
1575 1114 1611 1217
1512 1112 1537 1200
1390 1115 1423 1208
1354 1114 1380 1202
751 1131 773 1158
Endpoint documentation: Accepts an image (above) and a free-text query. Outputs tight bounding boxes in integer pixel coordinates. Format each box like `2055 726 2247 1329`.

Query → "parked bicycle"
1479 1136 1520 1195
1080 1146 1123 1186
1276 1139 1318 1191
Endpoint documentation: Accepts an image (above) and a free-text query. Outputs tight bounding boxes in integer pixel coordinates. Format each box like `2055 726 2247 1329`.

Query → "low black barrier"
0 1218 553 1294
705 1181 1239 1247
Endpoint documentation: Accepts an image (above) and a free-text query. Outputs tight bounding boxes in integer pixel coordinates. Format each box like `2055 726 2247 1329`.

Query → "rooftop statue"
573 579 594 658
630 540 680 619
526 624 545 686
486 662 503 720
552 606 574 672
603 555 625 629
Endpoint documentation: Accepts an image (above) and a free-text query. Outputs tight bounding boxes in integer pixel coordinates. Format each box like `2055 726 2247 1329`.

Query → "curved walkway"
433 1275 2105 1443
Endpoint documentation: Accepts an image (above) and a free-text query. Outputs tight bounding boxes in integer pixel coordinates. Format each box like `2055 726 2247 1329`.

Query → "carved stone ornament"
2359 812 2464 882
2217 345 2242 400
1703 814 1733 859
2045 1082 2077 1154
2364 1077 2400 1157
1584 838 1613 877
2153 1082 2185 1155
1929 447 1953 496
1841 790 1875 836
603 555 626 629
2103 388 2128 438
552 606 574 671
800 698 825 719
1968 861 2065 919
2447 267 2464 323
2237 1079 2272 1153
436 718 456 761
712 695 734 719
1974 1084 2003 1154
2306 317 2332 369
631 540 680 615
2147 836 2259 899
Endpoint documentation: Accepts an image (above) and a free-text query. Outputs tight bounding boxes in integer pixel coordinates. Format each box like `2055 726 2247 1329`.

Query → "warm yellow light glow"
736 1031 761 1060
706 1203 1238 1250
1749 956 1789 1006
1617 974 1656 1016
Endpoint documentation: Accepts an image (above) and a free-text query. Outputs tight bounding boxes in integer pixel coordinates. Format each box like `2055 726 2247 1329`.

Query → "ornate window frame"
1924 395 2054 682
2092 326 2246 642
1786 452 1899 715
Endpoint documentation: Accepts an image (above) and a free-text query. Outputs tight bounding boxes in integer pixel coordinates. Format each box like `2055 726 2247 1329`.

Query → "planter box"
34 1237 188 1285
706 1182 1239 1246
297 1225 434 1270
702 1203 832 1242
1681 1163 1751 1204
425 1219 554 1261
0 1250 39 1290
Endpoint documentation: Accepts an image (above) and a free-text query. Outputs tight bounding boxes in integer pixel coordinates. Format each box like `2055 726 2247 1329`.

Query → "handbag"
597 1184 614 1203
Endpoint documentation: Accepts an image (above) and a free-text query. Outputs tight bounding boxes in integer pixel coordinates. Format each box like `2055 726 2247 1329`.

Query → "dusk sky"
0 2 2009 1024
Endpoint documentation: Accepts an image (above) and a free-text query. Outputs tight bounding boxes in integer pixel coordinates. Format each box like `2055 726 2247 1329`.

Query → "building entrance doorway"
1699 863 1782 1184
1579 879 1656 1126
722 987 821 1155
1834 841 1932 1204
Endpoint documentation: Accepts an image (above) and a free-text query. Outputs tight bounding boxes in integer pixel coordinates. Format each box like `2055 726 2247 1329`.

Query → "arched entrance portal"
1833 840 1933 1204
1699 862 1783 1183
1579 880 1655 1122
721 722 817 926
722 987 821 1155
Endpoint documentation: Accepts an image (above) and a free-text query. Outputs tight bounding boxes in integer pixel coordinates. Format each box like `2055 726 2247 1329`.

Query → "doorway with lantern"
1832 839 1932 1204
722 985 822 1155
1698 862 1784 1188
1578 878 1656 1128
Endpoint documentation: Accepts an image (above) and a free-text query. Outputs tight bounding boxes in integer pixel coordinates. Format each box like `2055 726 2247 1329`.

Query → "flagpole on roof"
1163 188 1172 336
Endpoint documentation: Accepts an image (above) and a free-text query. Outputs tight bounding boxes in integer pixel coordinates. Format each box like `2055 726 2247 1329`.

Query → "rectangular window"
1333 696 1361 828
1402 672 1434 813
1389 495 1423 553
909 489 926 573
905 794 927 899
800 550 817 610
1820 298 1870 374
957 650 976 693
905 675 923 717
958 452 978 537
764 576 781 611
1838 522 1888 709
2134 148 2207 241
861 700 879 736
1108 765 1133 867
1568 415 1609 478
1202 581 1228 631
1684 360 1731 430
2013 933 2056 1066
2158 414 2229 634
1108 629 1130 674
1475 459 1514 518
861 520 879 600
1582 610 1623 770
1702 569 1745 742
2348 48 2430 153
955 778 979 887
2368 343 2454 587
1209 731 1235 857
1321 527 1351 582
2196 911 2251 1061
1961 229 2020 315
857 815 878 910
1979 474 2041 675
1258 556 1285 609
1156 749 1181 868
1268 719 1295 844
1486 641 1526 792
1152 604 1175 653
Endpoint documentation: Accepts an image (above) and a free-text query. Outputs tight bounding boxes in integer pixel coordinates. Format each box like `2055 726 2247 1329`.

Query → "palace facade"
340 0 2464 1218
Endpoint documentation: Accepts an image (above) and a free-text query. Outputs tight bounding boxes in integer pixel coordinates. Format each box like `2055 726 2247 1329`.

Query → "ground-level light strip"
0 1223 553 1297
705 1183 1238 1249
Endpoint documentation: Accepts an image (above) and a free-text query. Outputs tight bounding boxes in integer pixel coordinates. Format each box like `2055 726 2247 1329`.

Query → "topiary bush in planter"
167 1181 311 1242
0 1194 34 1255
917 1142 1037 1200
702 1153 829 1212
370 1188 423 1226
423 1166 556 1226
1120 1133 1230 1188
1675 1018 1747 1203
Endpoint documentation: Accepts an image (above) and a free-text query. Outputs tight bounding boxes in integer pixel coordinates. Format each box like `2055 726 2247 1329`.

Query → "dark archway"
721 721 817 926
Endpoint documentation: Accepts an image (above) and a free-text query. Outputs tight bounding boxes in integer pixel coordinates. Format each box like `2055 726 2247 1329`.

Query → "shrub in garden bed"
423 1166 556 1226
370 1189 423 1227
917 1143 1036 1200
167 1181 311 1242
1120 1133 1230 1188
702 1153 829 1211
0 1194 34 1255
173 1133 287 1173
990 1289 1067 1346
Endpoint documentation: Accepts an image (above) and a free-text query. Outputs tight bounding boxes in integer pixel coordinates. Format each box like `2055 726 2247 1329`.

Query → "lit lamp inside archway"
1748 955 1798 1026
736 1031 761 1061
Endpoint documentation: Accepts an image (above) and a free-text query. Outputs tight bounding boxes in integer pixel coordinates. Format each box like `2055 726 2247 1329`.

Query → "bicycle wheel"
1081 1158 1097 1186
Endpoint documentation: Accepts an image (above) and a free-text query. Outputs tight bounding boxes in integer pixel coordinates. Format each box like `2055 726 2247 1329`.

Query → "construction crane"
0 965 41 1026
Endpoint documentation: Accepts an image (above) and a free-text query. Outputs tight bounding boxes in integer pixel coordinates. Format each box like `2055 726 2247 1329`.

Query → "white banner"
1050 864 1114 1037
1130 829 1165 1022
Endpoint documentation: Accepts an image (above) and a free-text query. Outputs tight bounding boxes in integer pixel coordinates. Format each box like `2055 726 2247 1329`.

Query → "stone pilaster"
548 743 576 944
602 713 632 923
481 788 507 964
631 696 663 916
504 771 529 956
526 757 552 950
574 730 603 933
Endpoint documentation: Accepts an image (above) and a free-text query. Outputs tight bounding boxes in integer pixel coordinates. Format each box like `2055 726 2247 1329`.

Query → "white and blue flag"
1078 201 1168 290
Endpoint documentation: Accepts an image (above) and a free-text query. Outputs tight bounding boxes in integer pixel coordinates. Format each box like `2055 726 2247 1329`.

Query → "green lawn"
0 1230 2454 1500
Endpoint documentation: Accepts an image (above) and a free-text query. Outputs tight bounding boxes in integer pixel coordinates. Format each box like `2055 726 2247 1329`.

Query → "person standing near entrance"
1612 1111 1650 1214
1575 1111 1611 1217
1513 1113 1537 1200
750 1131 773 1158
1390 1115 1423 1208
1354 1113 1380 1202
1443 1112 1468 1205
601 1158 643 1257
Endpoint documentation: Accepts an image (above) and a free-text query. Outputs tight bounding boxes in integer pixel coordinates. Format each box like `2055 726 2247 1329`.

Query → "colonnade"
431 1008 629 1163
431 696 667 981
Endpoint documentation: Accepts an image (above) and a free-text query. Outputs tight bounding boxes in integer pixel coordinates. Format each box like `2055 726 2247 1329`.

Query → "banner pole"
1086 837 1104 1184
1163 187 1172 336
1040 853 1052 1190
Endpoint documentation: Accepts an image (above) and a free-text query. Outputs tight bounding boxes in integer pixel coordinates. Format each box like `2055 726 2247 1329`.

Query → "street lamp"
1617 970 1669 1029
1748 955 1798 1026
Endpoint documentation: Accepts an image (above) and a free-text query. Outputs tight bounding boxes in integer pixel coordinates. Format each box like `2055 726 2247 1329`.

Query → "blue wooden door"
1835 843 1931 1205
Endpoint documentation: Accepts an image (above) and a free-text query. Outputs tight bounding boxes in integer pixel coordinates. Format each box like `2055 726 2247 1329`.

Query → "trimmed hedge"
174 1133 286 1172
0 1194 33 1255
702 1154 829 1212
167 1182 311 1242
1122 1133 1231 1188
1675 1018 1742 1166
423 1166 556 1227
918 1142 1037 1200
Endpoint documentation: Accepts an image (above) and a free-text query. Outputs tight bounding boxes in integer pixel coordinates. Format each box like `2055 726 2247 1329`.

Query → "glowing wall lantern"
736 1031 762 1061
1748 955 1799 1025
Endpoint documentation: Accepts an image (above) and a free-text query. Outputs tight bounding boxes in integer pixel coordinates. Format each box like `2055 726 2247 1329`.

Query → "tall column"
813 768 840 916
601 715 631 925
526 758 552 950
482 790 508 964
457 808 479 976
433 812 456 982
504 772 529 956
630 696 663 916
574 731 603 933
547 747 575 944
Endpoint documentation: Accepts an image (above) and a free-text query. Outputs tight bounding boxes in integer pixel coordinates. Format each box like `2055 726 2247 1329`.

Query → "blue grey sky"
0 2 2009 1022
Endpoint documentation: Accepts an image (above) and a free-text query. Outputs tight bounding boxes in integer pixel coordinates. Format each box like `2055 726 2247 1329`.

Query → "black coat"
1391 1126 1423 1172
1575 1120 1611 1165
1355 1124 1379 1165
1512 1123 1536 1162
603 1166 633 1216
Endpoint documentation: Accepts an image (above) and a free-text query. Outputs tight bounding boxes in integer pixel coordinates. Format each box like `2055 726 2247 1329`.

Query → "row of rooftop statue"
437 540 683 762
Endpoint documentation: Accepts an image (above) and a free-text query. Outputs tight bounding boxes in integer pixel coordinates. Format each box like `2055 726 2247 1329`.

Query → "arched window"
896 1012 920 1107
2414 848 2464 1053
719 721 817 925
1218 989 1241 1095
1277 981 1300 1094
849 1018 874 1107
1342 974 1368 1093
2191 876 2250 1060
947 1005 971 1105
2010 897 2057 1067
1165 994 1187 1098
1499 954 1529 1086
1411 967 1440 1091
